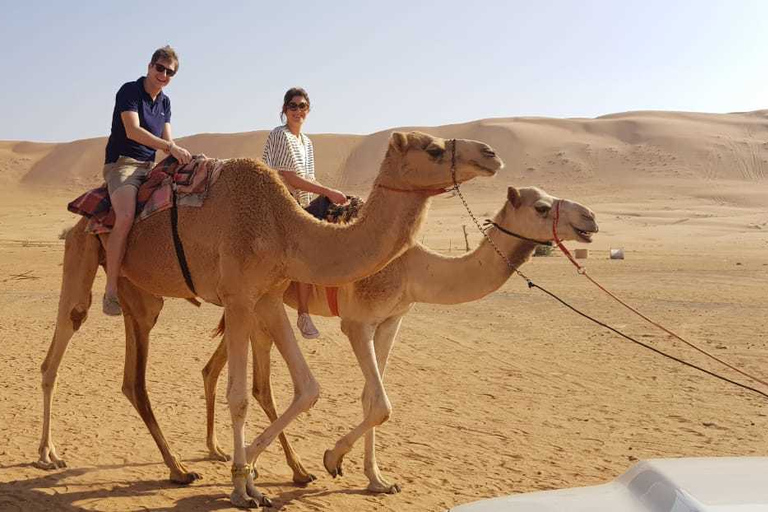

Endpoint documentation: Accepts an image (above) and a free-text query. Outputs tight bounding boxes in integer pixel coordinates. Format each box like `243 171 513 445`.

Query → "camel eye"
426 145 444 158
535 204 550 215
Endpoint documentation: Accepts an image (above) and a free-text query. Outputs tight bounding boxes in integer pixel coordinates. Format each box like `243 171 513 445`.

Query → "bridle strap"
170 182 198 295
482 220 552 246
377 184 448 197
551 200 585 273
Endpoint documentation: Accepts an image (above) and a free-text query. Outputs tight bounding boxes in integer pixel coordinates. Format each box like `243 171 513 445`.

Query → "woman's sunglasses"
153 63 176 77
287 102 309 112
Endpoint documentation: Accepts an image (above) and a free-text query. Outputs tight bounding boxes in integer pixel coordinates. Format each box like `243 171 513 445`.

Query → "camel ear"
507 187 522 208
390 132 409 153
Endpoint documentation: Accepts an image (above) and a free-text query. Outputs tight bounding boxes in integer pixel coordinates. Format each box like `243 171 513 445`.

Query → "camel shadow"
264 486 376 510
1 462 381 511
0 462 222 512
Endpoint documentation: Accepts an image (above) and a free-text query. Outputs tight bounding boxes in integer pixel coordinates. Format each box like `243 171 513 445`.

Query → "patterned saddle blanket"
67 156 225 234
321 195 364 223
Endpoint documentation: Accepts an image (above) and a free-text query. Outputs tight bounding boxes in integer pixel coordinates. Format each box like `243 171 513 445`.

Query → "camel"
202 185 599 494
35 131 503 508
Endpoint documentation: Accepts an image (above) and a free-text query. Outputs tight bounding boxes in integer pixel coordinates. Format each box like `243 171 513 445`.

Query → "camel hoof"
208 446 232 462
33 458 67 470
293 471 317 485
368 481 402 494
323 450 343 478
170 470 202 485
231 490 260 509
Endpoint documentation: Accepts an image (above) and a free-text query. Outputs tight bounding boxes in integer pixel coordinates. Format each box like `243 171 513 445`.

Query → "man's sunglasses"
287 102 309 112
153 63 176 77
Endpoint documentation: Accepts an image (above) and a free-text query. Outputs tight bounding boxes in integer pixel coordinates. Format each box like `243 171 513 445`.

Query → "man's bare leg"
103 184 138 315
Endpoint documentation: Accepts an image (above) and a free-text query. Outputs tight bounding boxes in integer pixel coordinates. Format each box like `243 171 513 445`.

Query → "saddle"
67 155 225 234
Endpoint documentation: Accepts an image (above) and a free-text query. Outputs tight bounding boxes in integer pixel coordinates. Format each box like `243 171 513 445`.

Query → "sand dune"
1 110 767 511
0 140 57 185
5 110 767 192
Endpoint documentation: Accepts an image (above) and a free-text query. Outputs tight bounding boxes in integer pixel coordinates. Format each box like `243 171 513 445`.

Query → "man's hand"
325 189 347 205
169 142 192 165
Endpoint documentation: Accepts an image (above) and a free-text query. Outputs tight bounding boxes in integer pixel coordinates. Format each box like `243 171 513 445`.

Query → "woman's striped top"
262 125 316 206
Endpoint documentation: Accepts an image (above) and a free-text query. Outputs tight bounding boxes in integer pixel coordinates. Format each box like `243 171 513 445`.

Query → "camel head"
378 131 503 191
497 186 599 244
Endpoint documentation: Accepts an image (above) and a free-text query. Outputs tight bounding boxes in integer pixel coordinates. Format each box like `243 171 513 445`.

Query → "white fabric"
262 125 315 206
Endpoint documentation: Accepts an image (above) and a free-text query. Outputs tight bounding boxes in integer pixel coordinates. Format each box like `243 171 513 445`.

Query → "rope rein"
448 149 768 400
449 139 536 285
550 201 768 392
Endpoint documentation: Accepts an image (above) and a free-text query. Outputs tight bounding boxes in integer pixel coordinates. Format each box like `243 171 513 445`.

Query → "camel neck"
284 181 429 286
405 211 536 305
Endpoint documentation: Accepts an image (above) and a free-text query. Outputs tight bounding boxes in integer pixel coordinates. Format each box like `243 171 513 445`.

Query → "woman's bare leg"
296 282 319 338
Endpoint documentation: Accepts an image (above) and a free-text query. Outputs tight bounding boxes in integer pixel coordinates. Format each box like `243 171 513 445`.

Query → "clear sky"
2 0 766 142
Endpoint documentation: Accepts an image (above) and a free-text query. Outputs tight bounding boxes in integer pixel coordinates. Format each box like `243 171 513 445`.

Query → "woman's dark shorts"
304 195 332 220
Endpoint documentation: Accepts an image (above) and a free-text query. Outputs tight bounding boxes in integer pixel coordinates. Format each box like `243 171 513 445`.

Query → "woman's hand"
325 189 347 204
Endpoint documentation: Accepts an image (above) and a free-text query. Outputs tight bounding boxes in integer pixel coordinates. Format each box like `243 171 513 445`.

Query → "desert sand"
1 110 767 511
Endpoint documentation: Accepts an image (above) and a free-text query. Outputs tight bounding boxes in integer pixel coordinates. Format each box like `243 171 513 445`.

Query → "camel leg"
202 335 231 462
362 315 404 493
323 319 393 486
119 278 201 485
36 219 100 470
249 319 317 485
201 316 316 484
244 293 320 469
224 298 271 509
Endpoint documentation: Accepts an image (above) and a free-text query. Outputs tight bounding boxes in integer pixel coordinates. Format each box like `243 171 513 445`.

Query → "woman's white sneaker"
297 313 320 339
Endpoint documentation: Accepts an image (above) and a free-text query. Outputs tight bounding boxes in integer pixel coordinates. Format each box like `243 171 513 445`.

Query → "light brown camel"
202 185 599 494
35 132 503 508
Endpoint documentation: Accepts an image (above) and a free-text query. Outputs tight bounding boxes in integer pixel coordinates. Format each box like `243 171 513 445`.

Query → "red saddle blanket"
67 156 225 234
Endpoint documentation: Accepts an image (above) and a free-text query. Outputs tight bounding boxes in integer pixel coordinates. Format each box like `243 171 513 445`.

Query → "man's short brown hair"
150 45 180 72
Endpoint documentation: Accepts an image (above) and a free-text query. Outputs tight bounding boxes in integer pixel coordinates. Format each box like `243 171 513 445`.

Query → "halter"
550 200 586 274
452 162 558 274
377 185 448 197
377 138 458 197
482 219 553 247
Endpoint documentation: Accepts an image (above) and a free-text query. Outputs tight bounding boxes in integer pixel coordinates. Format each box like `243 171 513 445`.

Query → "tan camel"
35 132 503 508
202 185 599 494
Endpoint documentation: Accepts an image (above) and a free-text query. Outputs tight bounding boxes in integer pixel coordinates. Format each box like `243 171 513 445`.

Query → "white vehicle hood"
451 457 768 512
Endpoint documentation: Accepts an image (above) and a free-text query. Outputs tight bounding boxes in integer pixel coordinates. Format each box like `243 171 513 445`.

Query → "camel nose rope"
549 201 768 394
450 175 768 401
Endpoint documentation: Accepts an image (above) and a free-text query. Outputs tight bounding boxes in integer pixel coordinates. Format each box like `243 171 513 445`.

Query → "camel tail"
212 314 225 338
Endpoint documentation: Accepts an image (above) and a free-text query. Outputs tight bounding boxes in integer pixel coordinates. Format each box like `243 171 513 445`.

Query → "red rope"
377 184 448 197
325 287 340 317
551 202 768 389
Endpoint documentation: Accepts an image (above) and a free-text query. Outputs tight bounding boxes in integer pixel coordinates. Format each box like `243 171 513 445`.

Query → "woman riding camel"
262 87 347 338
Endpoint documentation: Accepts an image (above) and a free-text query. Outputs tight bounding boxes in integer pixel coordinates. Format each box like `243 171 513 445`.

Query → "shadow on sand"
0 461 377 511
